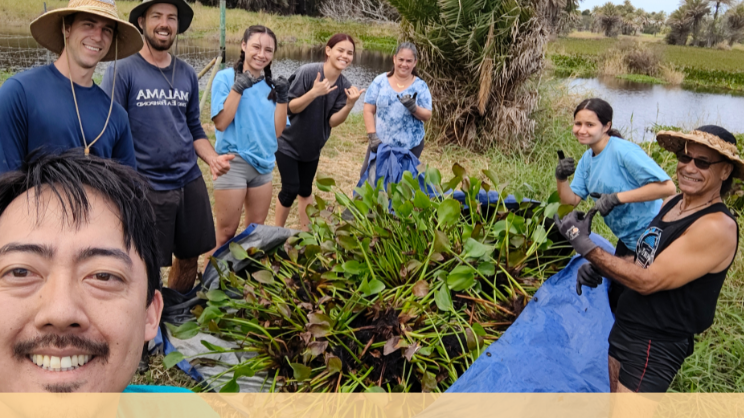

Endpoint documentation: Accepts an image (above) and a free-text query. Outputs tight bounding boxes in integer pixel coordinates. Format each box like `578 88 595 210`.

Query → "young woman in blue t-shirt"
361 42 433 176
210 25 289 251
556 98 676 308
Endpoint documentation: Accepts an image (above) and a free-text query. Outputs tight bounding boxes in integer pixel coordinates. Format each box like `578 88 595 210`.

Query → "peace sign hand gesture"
344 85 366 105
310 72 338 98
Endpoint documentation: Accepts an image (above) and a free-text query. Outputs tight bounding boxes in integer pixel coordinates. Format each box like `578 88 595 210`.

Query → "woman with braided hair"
210 25 290 251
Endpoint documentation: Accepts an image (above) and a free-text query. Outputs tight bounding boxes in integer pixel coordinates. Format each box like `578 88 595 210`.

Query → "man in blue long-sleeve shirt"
103 0 232 293
0 0 143 173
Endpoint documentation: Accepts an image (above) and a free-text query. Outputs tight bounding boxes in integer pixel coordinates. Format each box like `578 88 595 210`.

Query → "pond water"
569 76 744 140
0 29 391 112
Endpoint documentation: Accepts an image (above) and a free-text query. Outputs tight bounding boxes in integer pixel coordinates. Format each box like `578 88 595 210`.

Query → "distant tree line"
568 0 744 48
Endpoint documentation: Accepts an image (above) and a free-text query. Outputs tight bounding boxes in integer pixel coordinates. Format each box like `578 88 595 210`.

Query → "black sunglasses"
676 153 727 170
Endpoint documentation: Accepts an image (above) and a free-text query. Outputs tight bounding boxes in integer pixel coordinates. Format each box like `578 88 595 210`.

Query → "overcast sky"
579 0 680 14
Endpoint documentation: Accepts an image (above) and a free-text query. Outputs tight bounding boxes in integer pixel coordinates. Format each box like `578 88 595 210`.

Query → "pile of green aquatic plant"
166 165 574 393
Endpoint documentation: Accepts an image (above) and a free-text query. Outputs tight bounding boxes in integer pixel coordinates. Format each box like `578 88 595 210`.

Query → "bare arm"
274 103 288 138
329 86 366 128
288 72 337 114
363 103 377 134
557 179 582 206
411 107 432 122
617 180 676 204
212 91 241 132
586 213 737 295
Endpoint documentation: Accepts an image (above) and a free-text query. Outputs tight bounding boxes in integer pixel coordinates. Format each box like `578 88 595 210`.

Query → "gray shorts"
213 155 273 190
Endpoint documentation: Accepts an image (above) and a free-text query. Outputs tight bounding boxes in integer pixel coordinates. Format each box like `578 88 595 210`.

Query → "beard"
144 28 175 52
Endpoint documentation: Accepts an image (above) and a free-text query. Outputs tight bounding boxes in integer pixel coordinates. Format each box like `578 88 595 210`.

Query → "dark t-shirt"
0 64 135 173
277 63 351 162
102 53 206 191
615 194 738 340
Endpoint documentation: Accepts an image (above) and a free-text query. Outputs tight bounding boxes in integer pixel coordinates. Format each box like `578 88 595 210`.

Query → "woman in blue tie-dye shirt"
360 43 433 175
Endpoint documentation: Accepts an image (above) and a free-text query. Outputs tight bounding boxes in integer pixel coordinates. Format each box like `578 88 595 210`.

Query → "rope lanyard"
62 18 117 155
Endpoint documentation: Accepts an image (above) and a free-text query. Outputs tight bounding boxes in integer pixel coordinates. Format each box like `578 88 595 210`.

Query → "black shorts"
608 241 635 312
608 324 694 393
147 176 216 267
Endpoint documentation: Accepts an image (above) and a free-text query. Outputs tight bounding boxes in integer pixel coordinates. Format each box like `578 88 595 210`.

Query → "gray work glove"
368 133 382 152
555 157 576 181
233 72 263 95
576 262 603 296
590 192 621 217
554 208 599 257
273 76 290 104
397 92 418 114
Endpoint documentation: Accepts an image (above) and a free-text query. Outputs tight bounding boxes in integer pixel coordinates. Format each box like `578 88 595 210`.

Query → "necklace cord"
62 18 116 156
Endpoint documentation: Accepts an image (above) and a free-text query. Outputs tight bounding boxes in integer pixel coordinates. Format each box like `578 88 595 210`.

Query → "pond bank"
0 0 400 53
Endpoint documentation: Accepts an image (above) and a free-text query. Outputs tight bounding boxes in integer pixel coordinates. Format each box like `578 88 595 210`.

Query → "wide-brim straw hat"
30 0 143 62
657 129 744 179
128 0 194 34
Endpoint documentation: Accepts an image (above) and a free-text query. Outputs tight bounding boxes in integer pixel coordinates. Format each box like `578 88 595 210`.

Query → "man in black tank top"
555 125 742 393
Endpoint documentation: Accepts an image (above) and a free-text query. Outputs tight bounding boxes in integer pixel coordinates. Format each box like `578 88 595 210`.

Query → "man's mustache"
13 334 109 362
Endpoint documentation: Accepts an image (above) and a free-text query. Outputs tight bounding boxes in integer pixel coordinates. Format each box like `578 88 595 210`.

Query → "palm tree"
725 3 744 45
707 0 734 45
682 0 712 45
385 0 560 149
666 8 694 45
594 2 623 37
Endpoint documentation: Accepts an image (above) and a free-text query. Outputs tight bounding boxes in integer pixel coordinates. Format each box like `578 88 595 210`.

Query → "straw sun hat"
657 126 744 180
30 0 143 62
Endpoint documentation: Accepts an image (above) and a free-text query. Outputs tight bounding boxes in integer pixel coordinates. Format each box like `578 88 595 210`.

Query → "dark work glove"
368 133 381 152
232 72 263 95
576 262 603 295
397 92 418 114
274 76 290 104
555 157 575 181
590 192 621 217
554 208 599 256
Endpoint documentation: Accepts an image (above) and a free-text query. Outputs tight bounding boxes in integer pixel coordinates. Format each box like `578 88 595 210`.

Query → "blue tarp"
447 233 616 393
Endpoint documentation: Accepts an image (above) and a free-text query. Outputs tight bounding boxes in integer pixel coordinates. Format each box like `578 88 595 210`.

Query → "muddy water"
0 29 391 112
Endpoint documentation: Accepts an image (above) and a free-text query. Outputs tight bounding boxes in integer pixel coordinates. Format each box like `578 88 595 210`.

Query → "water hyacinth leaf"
508 249 527 267
437 199 461 227
447 265 476 291
327 356 342 374
430 252 445 262
377 190 389 208
308 312 334 327
383 336 401 356
354 200 370 214
287 246 299 263
206 289 228 302
510 236 525 248
343 260 366 275
532 225 548 245
477 262 496 277
290 363 312 381
547 190 561 204
413 280 430 298
234 364 256 379
433 231 450 252
482 168 499 188
198 306 223 325
361 278 385 297
307 341 329 356
417 346 433 356
201 340 227 352
165 321 200 340
163 351 184 369
435 284 453 311
472 322 487 337
365 386 386 393
277 303 292 318
229 242 249 260
336 233 358 252
315 195 327 211
252 270 274 285
413 190 431 210
452 163 466 178
316 174 336 187
305 245 321 260
307 324 331 338
544 202 560 219
557 204 575 219
405 259 423 274
421 372 438 392
397 201 414 218
404 342 419 361
219 378 240 393
462 238 493 259
443 175 462 193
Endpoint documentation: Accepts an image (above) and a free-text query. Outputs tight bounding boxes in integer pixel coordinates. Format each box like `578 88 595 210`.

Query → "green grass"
615 74 667 84
548 37 744 91
0 0 400 52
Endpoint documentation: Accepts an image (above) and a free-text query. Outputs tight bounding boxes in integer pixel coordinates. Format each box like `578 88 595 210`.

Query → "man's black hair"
696 125 738 195
0 149 161 305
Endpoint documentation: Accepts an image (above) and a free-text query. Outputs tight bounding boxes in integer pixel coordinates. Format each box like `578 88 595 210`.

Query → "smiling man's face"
0 187 162 392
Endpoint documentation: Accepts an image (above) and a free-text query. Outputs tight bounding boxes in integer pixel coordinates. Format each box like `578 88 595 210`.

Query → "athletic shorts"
213 155 272 190
608 324 694 393
147 176 217 267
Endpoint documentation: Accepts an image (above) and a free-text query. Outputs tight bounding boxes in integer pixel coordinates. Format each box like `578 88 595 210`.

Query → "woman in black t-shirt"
274 34 365 230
